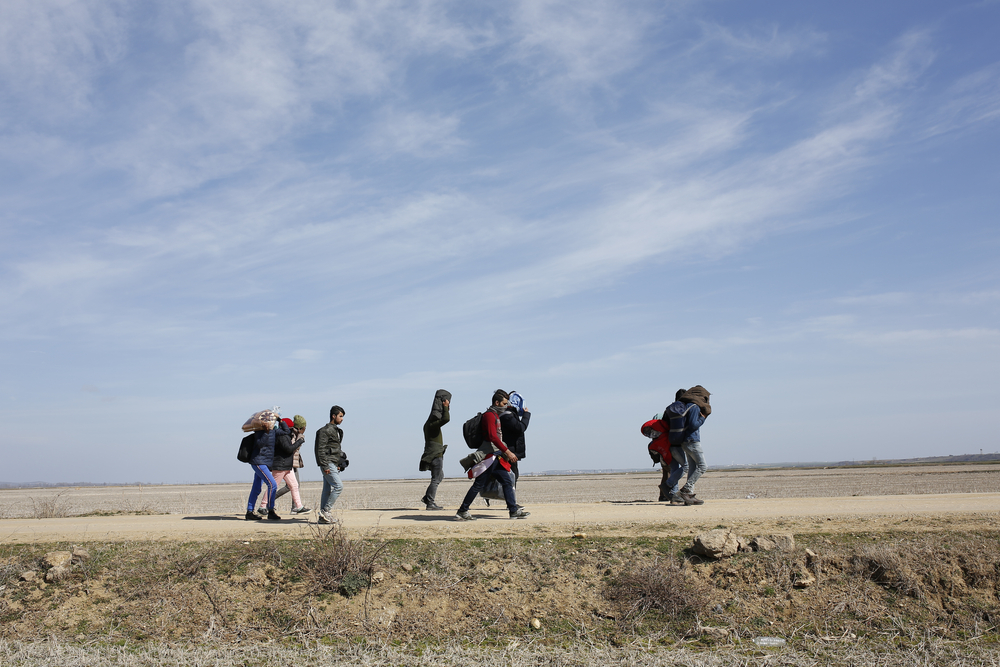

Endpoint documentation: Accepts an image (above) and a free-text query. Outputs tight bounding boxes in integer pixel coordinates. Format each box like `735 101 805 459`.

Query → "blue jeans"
248 464 277 511
459 458 517 513
679 440 706 493
320 468 343 513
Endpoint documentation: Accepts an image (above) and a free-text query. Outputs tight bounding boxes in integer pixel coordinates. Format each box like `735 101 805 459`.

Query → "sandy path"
2 492 999 543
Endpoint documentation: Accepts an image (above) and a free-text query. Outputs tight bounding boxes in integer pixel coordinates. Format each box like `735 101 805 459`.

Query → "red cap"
281 418 294 428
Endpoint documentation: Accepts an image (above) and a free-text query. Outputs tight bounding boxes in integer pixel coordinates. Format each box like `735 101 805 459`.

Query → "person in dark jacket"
246 417 290 521
419 389 451 510
663 385 711 506
273 414 309 513
499 390 530 482
456 390 529 521
255 417 311 516
315 405 346 524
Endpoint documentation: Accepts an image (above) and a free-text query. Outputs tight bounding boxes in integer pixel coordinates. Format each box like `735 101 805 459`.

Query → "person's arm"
485 412 517 462
425 406 450 430
315 428 330 471
520 410 531 431
688 408 706 431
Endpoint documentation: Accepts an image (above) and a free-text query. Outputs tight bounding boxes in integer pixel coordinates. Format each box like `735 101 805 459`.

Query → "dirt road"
3 492 999 543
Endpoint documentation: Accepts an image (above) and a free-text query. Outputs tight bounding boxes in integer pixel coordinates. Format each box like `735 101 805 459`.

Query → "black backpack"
237 433 254 463
463 413 485 449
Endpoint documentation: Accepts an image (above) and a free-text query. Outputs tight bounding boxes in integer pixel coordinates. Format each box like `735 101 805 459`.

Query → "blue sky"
1 1 998 486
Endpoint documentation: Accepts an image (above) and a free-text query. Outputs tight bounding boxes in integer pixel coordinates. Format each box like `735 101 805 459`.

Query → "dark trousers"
422 457 444 504
459 458 517 513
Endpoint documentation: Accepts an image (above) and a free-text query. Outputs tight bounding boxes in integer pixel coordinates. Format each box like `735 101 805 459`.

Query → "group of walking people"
419 388 531 520
643 385 712 505
243 388 532 523
243 384 710 522
244 406 347 524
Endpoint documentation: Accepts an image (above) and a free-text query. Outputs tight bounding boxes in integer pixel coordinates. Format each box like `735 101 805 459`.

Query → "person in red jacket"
456 390 530 520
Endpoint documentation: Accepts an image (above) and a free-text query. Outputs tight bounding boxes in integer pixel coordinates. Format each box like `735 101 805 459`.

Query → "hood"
430 389 452 419
678 385 711 416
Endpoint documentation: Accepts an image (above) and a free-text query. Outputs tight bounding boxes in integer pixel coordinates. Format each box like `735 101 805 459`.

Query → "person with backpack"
246 417 290 521
456 390 530 521
663 386 711 506
255 417 311 516
419 389 452 510
499 391 530 482
315 405 346 524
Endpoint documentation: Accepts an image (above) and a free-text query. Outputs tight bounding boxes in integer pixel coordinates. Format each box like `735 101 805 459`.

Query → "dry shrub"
29 493 68 519
297 523 386 595
851 543 925 600
604 556 711 621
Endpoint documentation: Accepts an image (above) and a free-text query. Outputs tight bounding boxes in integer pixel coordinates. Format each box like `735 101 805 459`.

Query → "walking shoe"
245 510 263 521
669 496 686 506
509 508 530 519
266 509 282 521
677 491 704 506
455 510 476 521
290 505 311 514
425 502 444 510
255 507 268 517
317 511 332 524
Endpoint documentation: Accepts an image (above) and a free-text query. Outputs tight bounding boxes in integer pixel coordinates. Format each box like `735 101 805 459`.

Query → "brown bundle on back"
679 386 711 416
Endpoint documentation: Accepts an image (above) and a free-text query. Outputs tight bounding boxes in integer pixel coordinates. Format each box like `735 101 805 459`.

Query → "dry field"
3 464 1000 666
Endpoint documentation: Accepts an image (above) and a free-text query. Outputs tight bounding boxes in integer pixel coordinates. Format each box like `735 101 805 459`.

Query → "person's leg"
424 457 444 505
458 470 491 512
658 462 671 501
680 441 706 493
320 469 343 513
259 466 278 510
283 469 303 507
271 470 289 506
666 446 687 496
247 466 265 512
497 468 518 513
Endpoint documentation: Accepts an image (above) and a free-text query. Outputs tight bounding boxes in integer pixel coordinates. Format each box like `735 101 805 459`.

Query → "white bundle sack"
242 410 279 432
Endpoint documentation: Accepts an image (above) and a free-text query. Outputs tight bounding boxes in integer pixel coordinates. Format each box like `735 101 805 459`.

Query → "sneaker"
455 510 476 521
245 510 263 521
317 512 332 524
661 493 673 503
290 505 311 514
678 491 704 506
255 507 268 516
267 509 282 521
509 508 530 519
669 497 686 506
425 502 444 511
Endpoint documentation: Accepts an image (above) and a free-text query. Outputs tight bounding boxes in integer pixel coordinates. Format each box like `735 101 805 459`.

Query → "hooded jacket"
499 406 530 459
420 389 452 470
249 420 290 467
664 386 710 444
